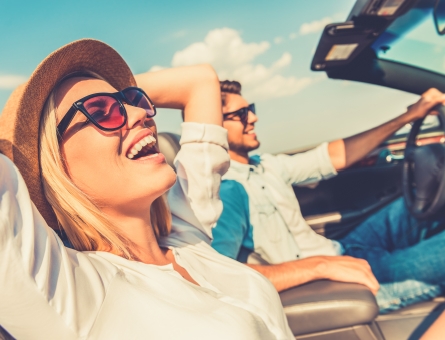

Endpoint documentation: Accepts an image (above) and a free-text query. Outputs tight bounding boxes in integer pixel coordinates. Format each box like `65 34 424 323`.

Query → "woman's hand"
135 65 222 126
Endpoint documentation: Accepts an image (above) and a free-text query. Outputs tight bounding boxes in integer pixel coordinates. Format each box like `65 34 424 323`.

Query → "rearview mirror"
434 0 445 35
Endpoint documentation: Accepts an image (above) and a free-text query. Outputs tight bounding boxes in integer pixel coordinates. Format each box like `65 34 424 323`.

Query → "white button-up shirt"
214 143 343 264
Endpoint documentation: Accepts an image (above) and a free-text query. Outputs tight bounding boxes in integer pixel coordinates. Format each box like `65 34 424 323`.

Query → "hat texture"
0 39 136 229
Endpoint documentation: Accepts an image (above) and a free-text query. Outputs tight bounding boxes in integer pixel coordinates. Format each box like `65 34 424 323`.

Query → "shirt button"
296 255 300 258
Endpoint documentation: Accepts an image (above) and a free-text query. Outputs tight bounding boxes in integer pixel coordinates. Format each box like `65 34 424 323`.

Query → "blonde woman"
0 39 292 339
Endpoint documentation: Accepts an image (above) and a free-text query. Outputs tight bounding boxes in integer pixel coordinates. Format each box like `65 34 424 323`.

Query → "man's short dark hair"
220 80 242 106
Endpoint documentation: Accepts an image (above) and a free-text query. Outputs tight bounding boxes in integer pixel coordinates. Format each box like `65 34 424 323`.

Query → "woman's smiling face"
55 77 176 216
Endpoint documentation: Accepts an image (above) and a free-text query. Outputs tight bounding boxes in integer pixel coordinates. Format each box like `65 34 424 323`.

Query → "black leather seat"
280 280 379 337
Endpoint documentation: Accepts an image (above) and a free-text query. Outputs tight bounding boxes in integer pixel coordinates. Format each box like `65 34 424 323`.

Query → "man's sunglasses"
57 87 156 139
223 103 255 125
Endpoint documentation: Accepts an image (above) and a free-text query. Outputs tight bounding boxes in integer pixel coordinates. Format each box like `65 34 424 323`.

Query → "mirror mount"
434 0 445 35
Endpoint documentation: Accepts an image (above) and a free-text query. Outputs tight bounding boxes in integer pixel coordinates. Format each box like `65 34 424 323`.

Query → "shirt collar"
229 156 263 180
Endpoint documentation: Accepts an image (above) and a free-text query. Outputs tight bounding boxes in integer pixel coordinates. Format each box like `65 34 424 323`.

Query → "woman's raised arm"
135 64 222 126
136 66 230 244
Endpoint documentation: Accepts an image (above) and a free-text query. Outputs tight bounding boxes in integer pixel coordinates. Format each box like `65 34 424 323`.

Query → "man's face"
222 93 260 154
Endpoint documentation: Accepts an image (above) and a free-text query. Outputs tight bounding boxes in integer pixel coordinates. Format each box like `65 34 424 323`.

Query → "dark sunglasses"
57 87 156 139
223 103 255 125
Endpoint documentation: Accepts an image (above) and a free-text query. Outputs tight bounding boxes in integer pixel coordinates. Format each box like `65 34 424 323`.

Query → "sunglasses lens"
83 95 125 129
241 108 249 123
249 104 256 114
123 88 156 117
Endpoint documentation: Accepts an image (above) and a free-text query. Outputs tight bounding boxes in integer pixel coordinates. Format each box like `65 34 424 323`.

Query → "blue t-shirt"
212 180 254 262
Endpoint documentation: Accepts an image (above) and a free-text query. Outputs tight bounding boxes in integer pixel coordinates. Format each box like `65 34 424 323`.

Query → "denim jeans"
339 198 445 313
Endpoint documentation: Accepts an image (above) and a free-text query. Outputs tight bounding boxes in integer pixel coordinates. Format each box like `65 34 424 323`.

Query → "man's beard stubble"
229 139 260 154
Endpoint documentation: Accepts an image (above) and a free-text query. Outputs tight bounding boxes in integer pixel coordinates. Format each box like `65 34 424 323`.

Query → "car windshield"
372 1 445 75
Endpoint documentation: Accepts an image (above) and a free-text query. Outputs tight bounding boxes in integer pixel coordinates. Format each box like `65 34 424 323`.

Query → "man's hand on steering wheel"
404 88 445 121
403 88 445 220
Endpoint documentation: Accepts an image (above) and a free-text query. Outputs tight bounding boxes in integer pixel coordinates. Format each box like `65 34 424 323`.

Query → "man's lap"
377 280 443 313
338 197 445 311
339 198 429 251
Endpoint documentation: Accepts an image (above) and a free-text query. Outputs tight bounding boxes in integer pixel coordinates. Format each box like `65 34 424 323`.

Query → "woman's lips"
131 152 166 164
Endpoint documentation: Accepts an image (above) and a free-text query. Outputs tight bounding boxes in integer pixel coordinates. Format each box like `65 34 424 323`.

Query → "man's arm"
328 88 445 170
213 180 379 294
247 255 380 295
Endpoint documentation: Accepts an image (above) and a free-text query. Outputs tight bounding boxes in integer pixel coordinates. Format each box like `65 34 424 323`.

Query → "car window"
272 79 419 154
372 4 445 75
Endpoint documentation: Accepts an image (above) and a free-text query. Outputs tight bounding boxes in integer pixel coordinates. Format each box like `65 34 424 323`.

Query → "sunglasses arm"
57 105 79 139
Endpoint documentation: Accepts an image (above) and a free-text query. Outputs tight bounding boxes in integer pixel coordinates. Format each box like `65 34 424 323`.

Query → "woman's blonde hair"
39 72 171 259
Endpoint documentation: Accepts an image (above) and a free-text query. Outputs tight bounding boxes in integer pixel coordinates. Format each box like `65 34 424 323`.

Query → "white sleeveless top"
0 123 293 340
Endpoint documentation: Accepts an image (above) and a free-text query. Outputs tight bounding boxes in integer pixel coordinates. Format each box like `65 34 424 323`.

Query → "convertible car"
158 0 445 339
1 0 444 339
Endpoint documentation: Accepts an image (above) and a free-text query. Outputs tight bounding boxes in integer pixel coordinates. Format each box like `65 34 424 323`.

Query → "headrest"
157 132 181 171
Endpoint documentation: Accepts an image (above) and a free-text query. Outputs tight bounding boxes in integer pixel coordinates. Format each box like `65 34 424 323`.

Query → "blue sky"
0 0 433 153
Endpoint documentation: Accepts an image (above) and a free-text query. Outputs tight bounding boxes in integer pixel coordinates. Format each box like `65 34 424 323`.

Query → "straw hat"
0 39 136 229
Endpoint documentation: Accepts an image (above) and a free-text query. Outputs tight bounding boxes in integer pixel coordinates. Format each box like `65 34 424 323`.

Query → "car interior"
1 1 445 339
156 1 445 339
156 126 445 340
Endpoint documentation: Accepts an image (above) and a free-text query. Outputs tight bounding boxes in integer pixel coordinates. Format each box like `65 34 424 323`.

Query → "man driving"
212 80 445 312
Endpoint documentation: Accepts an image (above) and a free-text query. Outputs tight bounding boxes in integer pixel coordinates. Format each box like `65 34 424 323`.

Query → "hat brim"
0 39 137 229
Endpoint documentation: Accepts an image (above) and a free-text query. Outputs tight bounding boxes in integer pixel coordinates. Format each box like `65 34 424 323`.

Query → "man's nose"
247 110 258 124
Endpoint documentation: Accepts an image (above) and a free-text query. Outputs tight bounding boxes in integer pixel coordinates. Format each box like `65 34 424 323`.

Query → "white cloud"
152 28 315 101
272 52 291 69
299 17 332 35
148 65 166 72
274 36 284 44
0 75 27 89
172 30 187 38
289 32 298 40
243 72 315 100
171 28 270 69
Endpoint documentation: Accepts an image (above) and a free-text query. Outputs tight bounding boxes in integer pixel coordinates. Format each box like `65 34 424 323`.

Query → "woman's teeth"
127 135 156 159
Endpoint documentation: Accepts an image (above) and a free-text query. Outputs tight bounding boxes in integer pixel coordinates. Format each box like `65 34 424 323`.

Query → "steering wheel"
403 106 445 220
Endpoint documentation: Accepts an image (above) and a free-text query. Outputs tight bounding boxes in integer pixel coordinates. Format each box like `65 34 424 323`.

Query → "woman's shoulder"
0 153 19 185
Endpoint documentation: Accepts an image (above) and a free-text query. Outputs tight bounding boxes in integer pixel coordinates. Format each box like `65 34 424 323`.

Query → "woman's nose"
125 104 149 129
